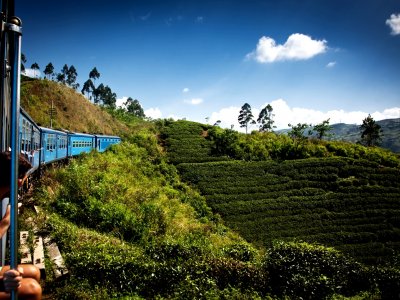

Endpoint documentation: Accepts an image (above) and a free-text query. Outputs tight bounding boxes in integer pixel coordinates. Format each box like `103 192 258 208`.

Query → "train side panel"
20 109 41 172
40 127 68 164
95 135 121 152
68 133 95 156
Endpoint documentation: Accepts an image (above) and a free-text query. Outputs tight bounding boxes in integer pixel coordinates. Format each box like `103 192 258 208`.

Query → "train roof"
68 132 95 137
95 134 121 139
39 126 68 135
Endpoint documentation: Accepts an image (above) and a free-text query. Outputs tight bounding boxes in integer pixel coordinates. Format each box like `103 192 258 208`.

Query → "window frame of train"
46 134 56 151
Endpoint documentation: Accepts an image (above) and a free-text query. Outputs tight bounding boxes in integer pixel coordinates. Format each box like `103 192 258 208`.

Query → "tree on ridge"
238 103 256 134
257 104 276 132
43 63 54 80
124 97 145 118
89 67 100 86
30 62 40 78
313 118 332 140
359 114 382 147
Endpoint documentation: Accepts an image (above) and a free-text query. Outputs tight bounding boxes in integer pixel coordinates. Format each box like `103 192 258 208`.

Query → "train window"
47 134 55 151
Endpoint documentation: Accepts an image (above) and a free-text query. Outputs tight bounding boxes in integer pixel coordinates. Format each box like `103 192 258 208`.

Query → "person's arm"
0 205 10 238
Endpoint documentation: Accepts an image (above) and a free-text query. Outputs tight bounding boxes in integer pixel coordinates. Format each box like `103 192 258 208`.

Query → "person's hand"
3 267 23 292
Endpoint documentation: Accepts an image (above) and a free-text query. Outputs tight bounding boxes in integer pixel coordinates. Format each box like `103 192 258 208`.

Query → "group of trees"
238 103 383 148
21 55 147 116
238 103 276 134
23 55 80 90
288 114 383 147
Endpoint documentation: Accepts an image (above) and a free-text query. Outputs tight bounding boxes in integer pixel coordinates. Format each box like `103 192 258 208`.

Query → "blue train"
0 0 121 280
20 108 121 174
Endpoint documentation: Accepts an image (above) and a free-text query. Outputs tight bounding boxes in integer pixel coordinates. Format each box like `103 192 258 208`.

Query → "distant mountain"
277 118 400 153
327 118 400 153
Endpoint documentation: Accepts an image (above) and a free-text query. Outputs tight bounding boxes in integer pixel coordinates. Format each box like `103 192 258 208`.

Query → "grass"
17 79 400 299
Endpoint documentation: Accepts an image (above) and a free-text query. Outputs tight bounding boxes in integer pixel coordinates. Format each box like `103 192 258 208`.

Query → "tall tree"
93 83 104 104
124 97 145 117
359 114 382 146
81 79 95 101
43 62 54 80
238 103 256 134
89 67 100 86
101 85 117 108
257 104 276 132
313 118 332 139
94 84 116 108
56 73 65 84
66 65 78 87
30 62 40 78
56 64 69 84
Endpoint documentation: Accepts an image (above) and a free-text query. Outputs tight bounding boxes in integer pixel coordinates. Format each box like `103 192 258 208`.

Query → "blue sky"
17 0 400 130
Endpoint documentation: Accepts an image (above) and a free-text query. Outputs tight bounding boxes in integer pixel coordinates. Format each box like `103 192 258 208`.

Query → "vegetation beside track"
19 80 400 299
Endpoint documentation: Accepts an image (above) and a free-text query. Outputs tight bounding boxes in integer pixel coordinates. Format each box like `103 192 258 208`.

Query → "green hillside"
178 158 400 265
328 119 400 153
19 80 400 299
161 121 400 265
277 118 400 153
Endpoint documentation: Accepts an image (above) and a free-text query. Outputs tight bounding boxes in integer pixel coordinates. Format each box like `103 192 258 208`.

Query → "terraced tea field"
178 158 400 264
162 120 400 265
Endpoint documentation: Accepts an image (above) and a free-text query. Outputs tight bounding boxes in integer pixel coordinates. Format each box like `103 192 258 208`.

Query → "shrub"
262 241 371 299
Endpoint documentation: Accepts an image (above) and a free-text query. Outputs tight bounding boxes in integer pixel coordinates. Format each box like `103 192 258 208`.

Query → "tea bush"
262 241 371 299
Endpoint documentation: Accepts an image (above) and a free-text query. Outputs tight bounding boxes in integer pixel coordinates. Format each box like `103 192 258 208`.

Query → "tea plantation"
162 120 400 265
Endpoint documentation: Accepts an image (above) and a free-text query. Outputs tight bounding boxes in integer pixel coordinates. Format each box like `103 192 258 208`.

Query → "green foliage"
160 120 228 164
159 119 399 167
360 114 383 147
314 118 333 139
262 241 371 299
124 97 145 118
177 157 400 265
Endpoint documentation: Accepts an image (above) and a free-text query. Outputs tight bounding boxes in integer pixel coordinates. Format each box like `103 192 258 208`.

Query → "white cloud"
386 13 400 35
116 96 128 108
144 107 162 119
210 106 241 130
182 87 190 93
184 98 203 105
326 61 336 68
23 68 41 78
209 99 400 132
247 33 327 63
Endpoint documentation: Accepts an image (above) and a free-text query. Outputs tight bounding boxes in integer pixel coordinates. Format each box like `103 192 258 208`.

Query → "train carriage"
68 132 95 156
20 108 41 172
40 127 68 164
95 134 121 152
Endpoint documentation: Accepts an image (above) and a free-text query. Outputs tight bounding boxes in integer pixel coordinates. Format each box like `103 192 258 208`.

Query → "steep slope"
20 77 128 135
